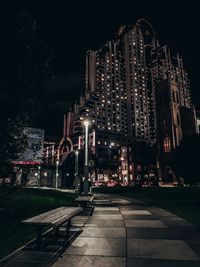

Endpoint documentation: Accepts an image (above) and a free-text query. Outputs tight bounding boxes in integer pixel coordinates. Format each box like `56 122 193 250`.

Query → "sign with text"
14 127 44 164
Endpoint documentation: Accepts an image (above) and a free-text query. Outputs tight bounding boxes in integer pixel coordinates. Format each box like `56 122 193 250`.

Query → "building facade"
196 110 200 134
63 19 196 182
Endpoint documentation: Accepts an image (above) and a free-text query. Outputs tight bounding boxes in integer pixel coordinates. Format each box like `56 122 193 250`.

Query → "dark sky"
11 1 200 138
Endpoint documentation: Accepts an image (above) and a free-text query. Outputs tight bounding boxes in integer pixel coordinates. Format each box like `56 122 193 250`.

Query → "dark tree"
0 4 54 177
169 135 200 185
132 141 157 181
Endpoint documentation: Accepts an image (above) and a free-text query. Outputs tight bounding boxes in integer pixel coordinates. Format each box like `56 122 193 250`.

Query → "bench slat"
52 207 83 226
23 207 83 226
23 207 66 223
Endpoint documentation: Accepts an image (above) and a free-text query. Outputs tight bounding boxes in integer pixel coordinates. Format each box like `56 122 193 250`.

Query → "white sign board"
15 127 44 164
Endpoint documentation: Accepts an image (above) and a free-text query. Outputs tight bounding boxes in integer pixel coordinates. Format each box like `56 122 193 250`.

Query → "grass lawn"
122 186 200 228
0 186 77 259
93 186 200 228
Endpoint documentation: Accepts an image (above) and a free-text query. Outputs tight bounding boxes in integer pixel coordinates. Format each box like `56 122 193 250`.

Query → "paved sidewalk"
53 194 200 267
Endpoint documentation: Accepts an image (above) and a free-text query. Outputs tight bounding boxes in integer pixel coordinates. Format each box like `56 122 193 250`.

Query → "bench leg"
67 219 71 234
36 226 44 249
81 202 87 209
55 220 71 240
53 227 59 242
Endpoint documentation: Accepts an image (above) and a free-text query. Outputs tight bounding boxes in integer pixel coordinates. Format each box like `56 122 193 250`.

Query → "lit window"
163 136 171 153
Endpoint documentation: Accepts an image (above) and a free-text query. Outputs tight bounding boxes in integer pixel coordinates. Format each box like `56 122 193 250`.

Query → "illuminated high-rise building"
63 19 195 181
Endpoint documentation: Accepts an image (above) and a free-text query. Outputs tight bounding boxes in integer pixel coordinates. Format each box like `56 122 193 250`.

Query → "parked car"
128 181 135 187
107 180 118 187
93 181 103 186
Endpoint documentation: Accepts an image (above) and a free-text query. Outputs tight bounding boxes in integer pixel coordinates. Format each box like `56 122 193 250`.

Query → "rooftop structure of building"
65 19 193 149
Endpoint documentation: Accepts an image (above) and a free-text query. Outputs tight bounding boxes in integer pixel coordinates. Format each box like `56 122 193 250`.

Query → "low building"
195 110 200 134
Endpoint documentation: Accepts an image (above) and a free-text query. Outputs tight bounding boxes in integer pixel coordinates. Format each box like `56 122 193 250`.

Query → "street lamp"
55 159 59 190
75 150 79 193
83 119 90 195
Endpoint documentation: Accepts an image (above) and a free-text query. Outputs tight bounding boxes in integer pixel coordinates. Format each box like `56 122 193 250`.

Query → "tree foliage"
132 141 157 167
132 141 157 182
169 135 200 184
0 5 54 176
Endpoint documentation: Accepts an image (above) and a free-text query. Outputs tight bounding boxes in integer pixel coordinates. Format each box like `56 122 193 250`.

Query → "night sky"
5 1 199 138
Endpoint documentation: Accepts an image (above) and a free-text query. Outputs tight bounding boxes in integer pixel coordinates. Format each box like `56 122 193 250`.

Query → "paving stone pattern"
53 194 200 267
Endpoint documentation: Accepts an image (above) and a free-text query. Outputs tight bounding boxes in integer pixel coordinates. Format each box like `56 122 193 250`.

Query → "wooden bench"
22 206 83 248
75 195 94 208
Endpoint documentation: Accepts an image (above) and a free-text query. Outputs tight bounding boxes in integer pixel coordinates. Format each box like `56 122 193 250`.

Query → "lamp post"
120 157 124 183
55 159 59 190
83 120 90 195
75 150 79 193
37 165 41 187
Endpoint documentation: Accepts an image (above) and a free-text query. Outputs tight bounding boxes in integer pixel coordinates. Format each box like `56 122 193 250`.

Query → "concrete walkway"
53 194 200 267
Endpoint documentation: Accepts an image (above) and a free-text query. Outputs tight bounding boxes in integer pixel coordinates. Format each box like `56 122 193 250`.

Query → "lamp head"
83 120 90 127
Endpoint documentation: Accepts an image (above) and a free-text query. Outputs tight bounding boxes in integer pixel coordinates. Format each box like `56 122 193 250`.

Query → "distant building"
43 141 57 165
63 19 196 182
195 110 200 134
